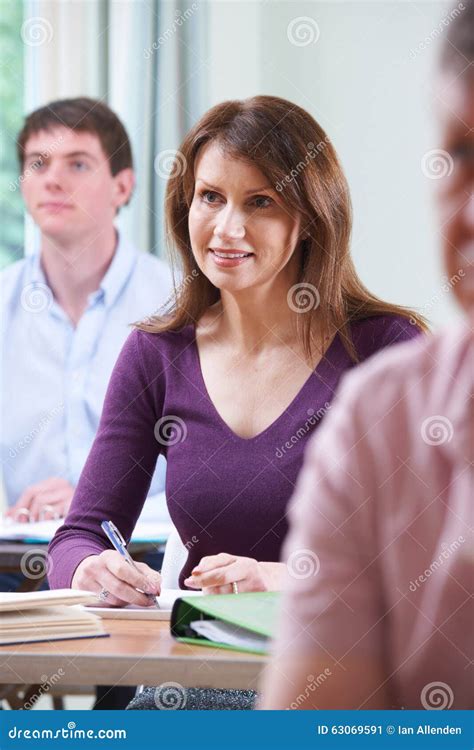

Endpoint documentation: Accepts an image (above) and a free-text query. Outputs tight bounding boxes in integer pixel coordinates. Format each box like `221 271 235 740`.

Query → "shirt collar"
96 232 137 309
27 232 138 311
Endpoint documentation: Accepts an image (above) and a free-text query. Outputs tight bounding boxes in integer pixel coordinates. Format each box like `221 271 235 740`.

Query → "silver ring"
16 508 31 522
98 588 109 602
232 582 239 595
39 505 61 521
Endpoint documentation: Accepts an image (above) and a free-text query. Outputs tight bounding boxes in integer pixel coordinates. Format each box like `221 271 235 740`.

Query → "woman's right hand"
71 550 162 607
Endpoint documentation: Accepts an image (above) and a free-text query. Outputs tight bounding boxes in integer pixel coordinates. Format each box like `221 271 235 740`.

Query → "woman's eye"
252 195 272 209
201 190 221 205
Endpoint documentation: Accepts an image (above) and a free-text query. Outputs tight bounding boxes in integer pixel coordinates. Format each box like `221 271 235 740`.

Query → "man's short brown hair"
16 97 133 175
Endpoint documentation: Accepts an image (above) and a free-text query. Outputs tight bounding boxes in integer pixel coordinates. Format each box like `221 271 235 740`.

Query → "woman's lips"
209 248 254 268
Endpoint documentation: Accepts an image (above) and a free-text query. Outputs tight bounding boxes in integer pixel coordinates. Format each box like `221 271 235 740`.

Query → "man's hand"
5 477 75 522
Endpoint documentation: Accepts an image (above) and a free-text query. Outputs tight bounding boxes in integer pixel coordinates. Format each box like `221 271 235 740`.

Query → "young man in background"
0 98 173 708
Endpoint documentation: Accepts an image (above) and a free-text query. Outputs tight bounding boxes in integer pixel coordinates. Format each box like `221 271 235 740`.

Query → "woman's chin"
205 270 255 294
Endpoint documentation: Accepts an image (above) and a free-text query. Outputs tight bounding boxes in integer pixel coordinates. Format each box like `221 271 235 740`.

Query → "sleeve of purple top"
48 330 164 589
380 314 425 346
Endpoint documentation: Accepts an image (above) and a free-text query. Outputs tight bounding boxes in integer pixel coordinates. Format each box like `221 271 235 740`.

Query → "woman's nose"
213 208 246 240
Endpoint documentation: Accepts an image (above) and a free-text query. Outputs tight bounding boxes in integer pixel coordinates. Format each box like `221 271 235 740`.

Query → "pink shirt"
277 323 473 709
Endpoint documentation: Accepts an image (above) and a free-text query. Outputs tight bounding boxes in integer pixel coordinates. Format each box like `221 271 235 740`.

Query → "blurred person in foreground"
260 0 473 710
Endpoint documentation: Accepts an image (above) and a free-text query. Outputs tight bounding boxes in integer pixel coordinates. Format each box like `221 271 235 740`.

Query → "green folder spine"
170 591 280 655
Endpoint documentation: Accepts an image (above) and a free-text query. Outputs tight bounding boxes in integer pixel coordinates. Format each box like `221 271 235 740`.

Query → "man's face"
437 73 474 319
20 127 134 245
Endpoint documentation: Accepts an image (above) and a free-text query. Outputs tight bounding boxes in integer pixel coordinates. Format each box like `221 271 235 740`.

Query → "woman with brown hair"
49 96 426 706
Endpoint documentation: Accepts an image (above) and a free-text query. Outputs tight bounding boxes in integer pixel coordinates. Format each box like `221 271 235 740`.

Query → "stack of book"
0 589 108 646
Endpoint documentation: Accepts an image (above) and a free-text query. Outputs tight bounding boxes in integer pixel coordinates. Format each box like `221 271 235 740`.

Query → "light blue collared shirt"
0 234 173 518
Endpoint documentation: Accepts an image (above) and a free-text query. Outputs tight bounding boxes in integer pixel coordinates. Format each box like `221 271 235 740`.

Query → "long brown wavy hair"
137 96 428 360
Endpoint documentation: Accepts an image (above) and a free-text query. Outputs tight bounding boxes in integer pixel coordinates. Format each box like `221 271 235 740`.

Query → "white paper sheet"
190 619 268 651
86 589 202 620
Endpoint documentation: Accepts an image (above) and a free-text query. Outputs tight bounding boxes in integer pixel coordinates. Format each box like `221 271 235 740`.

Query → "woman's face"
188 141 303 295
437 73 474 318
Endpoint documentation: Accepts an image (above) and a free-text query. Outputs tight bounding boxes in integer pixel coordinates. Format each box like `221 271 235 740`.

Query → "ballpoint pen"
101 520 160 609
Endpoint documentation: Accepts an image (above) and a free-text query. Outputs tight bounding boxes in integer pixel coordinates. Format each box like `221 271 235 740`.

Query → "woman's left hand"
183 553 284 594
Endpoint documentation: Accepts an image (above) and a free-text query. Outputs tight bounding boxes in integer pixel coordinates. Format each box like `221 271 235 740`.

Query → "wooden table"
0 619 266 691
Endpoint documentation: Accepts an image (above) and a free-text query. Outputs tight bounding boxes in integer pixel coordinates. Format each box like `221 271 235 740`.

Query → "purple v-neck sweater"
48 314 420 589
